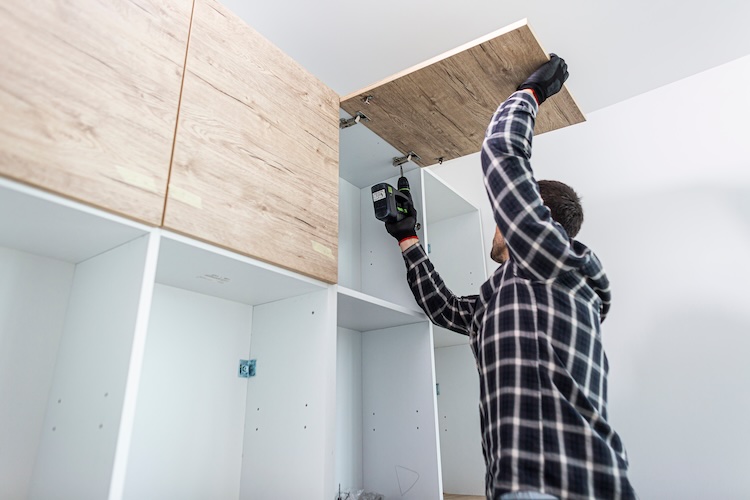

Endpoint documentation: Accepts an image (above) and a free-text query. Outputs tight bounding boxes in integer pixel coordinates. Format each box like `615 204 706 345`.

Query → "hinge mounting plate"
239 359 256 378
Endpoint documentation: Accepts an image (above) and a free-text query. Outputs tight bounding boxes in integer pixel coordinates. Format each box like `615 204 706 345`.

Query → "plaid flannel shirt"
402 91 636 499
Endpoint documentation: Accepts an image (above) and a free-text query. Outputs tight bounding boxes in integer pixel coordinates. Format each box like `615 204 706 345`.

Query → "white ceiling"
219 0 750 114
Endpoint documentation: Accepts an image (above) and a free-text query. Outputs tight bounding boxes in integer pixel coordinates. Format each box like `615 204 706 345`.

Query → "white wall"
430 54 750 498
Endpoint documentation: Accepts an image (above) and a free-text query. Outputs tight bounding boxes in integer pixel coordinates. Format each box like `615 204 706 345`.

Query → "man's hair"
537 180 583 238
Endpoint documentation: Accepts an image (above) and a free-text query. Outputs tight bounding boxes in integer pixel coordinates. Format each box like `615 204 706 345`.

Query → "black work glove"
517 53 569 105
385 197 418 243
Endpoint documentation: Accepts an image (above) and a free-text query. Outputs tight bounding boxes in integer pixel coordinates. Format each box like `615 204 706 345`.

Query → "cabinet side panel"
362 323 441 499
338 178 362 290
434 345 485 495
240 289 332 498
0 248 74 499
426 211 487 297
0 0 193 225
335 327 364 492
123 284 252 500
165 0 340 283
360 169 424 306
29 236 151 500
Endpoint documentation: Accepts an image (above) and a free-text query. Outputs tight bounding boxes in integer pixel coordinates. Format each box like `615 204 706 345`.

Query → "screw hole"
52 427 56 431
57 399 62 404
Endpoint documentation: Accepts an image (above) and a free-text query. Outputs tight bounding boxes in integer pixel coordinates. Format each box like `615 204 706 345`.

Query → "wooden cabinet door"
0 0 192 225
340 20 585 168
165 0 339 284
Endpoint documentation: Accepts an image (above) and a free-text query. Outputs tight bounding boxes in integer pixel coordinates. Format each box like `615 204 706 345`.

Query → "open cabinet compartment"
337 113 489 496
336 290 440 499
421 169 488 496
0 178 153 500
420 168 490 495
337 122 440 497
0 177 338 500
121 233 336 500
421 169 487 348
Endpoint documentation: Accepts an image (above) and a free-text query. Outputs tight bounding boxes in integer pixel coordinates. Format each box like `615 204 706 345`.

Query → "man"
383 55 636 499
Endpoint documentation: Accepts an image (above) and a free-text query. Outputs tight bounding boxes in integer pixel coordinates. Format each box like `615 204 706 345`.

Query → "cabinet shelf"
337 286 426 332
155 232 325 306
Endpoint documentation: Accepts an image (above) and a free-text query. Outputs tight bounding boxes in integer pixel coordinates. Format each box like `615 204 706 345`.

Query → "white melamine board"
337 286 426 332
0 248 74 499
426 210 485 349
0 178 147 264
240 289 334 499
433 325 471 348
155 233 324 306
29 235 152 500
423 170 479 225
362 323 441 499
338 178 362 290
434 345 485 495
123 284 253 500
360 168 424 307
335 327 364 493
339 109 420 189
426 211 486 297
108 233 160 500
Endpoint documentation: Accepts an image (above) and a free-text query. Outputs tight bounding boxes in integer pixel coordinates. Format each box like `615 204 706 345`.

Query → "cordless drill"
371 175 411 223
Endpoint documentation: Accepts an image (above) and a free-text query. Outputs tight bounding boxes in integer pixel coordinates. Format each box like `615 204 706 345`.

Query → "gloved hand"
385 197 418 243
517 53 569 105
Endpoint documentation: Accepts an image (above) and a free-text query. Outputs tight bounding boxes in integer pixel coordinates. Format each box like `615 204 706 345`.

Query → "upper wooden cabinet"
0 0 193 225
340 20 585 168
164 0 340 284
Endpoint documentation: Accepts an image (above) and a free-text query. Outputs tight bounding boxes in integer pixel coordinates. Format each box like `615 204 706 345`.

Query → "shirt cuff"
509 89 539 115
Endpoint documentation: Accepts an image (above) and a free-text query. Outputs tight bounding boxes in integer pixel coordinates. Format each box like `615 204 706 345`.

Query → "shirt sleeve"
481 90 592 281
402 243 477 336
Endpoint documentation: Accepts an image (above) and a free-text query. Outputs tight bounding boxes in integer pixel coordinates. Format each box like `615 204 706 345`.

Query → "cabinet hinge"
339 111 370 129
392 151 421 167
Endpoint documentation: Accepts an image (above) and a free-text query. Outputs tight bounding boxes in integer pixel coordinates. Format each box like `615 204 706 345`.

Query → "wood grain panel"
340 20 585 168
0 0 193 225
165 0 339 283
